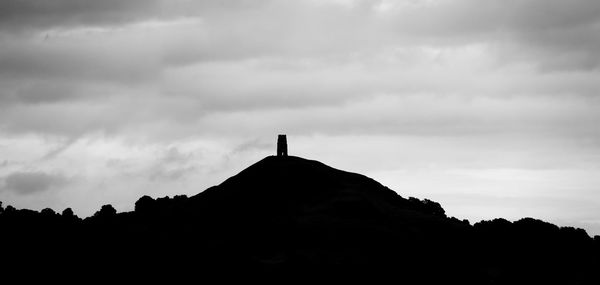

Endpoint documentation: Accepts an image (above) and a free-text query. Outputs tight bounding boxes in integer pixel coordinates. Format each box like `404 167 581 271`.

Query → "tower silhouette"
277 135 288 156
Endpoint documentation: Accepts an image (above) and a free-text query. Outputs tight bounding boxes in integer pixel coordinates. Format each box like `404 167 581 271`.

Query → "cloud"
1 0 597 79
0 0 277 33
2 171 69 195
232 138 273 154
104 146 200 182
0 0 164 32
147 147 197 181
148 165 196 182
409 0 600 70
1 0 599 112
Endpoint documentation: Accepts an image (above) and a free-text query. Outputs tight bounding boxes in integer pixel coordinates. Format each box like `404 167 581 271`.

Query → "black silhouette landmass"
1 156 599 283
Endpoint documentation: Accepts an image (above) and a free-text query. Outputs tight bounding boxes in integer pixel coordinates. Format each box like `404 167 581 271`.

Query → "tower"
277 135 288 157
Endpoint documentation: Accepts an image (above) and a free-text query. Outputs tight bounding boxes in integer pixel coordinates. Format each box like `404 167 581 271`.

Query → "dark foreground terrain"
1 156 598 283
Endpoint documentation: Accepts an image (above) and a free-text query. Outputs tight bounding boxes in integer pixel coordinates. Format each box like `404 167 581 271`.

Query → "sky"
1 0 600 235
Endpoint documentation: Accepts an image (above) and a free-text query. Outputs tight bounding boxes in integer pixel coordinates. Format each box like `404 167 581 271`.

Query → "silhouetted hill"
1 156 598 283
191 155 447 223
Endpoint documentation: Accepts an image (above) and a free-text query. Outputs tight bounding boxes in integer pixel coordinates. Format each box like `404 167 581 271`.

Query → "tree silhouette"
93 204 117 219
62 207 76 219
4 205 15 213
135 195 155 214
40 208 56 217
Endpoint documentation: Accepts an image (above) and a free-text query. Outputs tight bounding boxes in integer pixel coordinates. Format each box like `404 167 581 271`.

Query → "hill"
1 155 598 283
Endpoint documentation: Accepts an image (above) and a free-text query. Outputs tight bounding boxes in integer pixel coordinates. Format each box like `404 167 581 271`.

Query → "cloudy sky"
1 0 600 235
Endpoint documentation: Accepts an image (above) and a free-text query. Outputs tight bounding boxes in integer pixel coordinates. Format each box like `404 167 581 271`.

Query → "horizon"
1 0 600 236
2 150 599 237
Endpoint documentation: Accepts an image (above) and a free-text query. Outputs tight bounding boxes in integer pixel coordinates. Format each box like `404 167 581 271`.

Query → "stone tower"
277 134 288 157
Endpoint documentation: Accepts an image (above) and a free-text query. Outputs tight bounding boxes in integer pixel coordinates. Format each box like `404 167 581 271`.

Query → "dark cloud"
1 0 598 111
0 38 160 83
0 0 272 32
388 0 600 70
0 0 163 31
0 1 598 146
2 171 69 195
